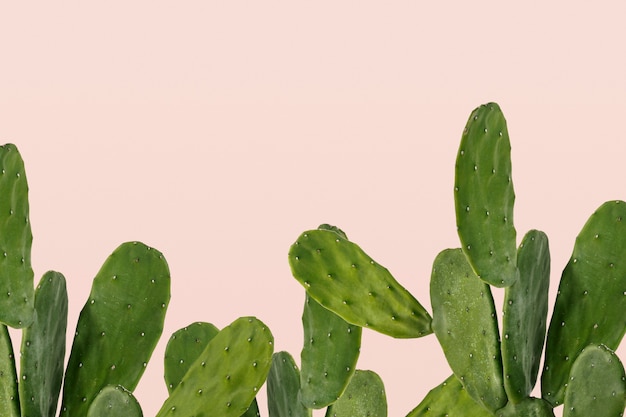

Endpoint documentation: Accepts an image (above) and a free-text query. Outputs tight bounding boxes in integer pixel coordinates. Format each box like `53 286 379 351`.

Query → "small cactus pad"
542 201 626 406
454 103 518 288
0 143 35 328
164 322 219 394
495 397 555 417
289 227 432 338
406 375 491 417
324 370 387 417
87 385 143 417
502 230 550 402
267 351 311 417
430 248 507 412
0 325 19 417
156 316 274 417
19 271 68 417
61 242 171 416
299 294 361 409
562 345 625 417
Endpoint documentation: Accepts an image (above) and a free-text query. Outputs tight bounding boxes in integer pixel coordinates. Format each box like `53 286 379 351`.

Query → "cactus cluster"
1 101 624 416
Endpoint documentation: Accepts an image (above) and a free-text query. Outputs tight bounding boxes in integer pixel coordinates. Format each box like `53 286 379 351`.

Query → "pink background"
1 2 625 416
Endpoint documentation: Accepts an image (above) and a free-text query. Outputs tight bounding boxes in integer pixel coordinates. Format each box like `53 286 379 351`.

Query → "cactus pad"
542 201 626 406
324 370 387 417
156 316 274 417
289 227 432 338
430 248 507 412
299 294 361 409
0 325 19 417
0 143 35 328
87 385 143 417
61 242 171 416
19 271 68 417
502 230 550 402
406 375 491 417
454 103 518 288
495 397 555 417
267 351 311 417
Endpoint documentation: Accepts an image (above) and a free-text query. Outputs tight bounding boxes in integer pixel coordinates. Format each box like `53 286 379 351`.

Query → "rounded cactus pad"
324 370 387 417
87 385 143 417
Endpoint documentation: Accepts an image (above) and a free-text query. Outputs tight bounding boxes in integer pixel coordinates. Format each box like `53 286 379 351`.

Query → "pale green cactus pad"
454 103 518 288
324 370 387 417
406 375 491 416
87 385 143 417
430 248 507 412
267 351 310 417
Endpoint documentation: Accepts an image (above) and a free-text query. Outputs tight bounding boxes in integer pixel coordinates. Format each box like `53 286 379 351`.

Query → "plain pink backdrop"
1 2 625 416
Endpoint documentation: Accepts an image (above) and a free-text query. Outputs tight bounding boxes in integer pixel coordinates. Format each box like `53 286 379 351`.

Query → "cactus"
289 226 432 338
542 200 626 406
324 370 387 417
495 397 554 417
0 143 35 328
406 375 491 416
562 344 625 417
430 248 507 413
87 385 143 417
299 293 361 409
60 241 171 416
267 351 311 417
19 271 68 417
501 230 550 402
454 103 518 288
156 316 274 417
0 324 19 417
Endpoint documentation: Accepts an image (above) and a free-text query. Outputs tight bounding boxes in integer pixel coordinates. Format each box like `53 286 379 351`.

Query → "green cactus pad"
241 399 260 417
164 322 220 394
0 144 35 328
542 201 626 406
60 242 171 416
454 103 519 288
0 325 19 417
299 294 361 409
156 316 274 417
289 227 432 338
324 370 386 417
430 248 507 412
502 230 550 402
19 271 68 417
267 351 311 417
495 397 555 417
87 385 143 417
562 345 625 417
405 375 491 417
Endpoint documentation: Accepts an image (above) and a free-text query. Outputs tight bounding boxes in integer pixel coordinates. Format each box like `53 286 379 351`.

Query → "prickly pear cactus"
324 370 387 417
267 351 311 417
289 226 432 338
156 316 274 417
0 143 35 328
502 230 550 402
406 375 491 417
87 385 143 417
542 201 626 406
60 241 171 416
454 103 518 288
0 324 19 417
430 248 507 413
562 344 625 417
19 271 68 417
495 397 555 417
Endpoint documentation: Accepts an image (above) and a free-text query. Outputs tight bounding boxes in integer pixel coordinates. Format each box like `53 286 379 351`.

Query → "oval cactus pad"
324 370 387 417
454 103 518 288
289 227 432 338
406 375 491 417
267 351 311 417
87 385 143 417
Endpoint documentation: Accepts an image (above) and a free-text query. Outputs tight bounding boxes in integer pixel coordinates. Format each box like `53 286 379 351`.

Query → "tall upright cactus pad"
406 375 491 417
430 248 507 413
542 201 626 406
164 322 220 394
454 103 518 288
20 271 68 417
0 144 35 328
289 227 432 338
299 294 361 409
502 230 550 402
61 242 171 416
562 345 625 417
156 317 274 417
0 325 19 417
324 370 387 417
87 385 143 417
267 351 311 417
